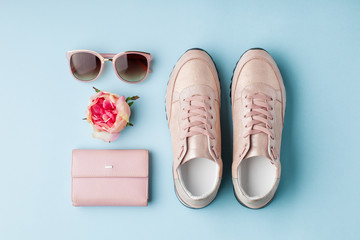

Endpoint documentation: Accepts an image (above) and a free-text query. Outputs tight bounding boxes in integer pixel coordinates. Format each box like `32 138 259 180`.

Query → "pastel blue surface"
1 1 359 239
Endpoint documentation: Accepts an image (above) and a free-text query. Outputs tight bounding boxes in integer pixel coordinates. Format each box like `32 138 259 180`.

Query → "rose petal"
103 99 115 110
119 96 125 102
108 119 115 125
102 114 110 122
91 104 102 114
105 111 116 121
92 114 100 121
97 97 104 105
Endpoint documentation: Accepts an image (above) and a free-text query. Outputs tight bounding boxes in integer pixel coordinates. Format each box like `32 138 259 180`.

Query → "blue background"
1 1 359 239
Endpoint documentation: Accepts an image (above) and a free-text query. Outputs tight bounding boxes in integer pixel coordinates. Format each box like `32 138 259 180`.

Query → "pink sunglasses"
66 50 152 83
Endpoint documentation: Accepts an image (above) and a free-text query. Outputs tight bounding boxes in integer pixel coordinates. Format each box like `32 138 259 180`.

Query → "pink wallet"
71 149 149 206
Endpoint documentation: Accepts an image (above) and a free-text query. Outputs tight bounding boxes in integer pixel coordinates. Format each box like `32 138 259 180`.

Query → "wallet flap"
72 149 148 178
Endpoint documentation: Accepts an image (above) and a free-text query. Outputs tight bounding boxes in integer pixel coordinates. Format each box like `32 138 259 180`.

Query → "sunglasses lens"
70 52 101 81
115 54 148 82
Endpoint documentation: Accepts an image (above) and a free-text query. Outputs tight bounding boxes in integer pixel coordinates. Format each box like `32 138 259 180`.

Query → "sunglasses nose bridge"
104 58 113 62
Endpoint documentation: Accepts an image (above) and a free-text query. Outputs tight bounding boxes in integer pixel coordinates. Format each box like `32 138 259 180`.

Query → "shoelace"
177 95 218 158
243 93 278 160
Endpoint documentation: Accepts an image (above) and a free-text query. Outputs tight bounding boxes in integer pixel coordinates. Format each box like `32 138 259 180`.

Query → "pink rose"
86 90 133 142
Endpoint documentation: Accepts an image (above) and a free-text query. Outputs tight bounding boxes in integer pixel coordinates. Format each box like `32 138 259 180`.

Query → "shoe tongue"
244 133 270 159
182 135 213 164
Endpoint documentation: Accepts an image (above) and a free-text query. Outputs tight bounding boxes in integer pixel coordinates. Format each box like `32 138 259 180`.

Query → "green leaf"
130 96 140 100
82 118 87 120
128 101 134 107
126 96 139 103
93 87 101 93
127 122 134 126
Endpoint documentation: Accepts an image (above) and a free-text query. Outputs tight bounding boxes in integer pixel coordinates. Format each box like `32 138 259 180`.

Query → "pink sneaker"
166 49 223 208
231 49 286 209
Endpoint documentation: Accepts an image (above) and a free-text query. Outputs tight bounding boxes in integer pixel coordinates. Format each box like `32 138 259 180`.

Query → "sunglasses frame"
66 50 152 84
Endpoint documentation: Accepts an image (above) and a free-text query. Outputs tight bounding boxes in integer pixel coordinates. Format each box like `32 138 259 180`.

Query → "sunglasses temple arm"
149 60 152 73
